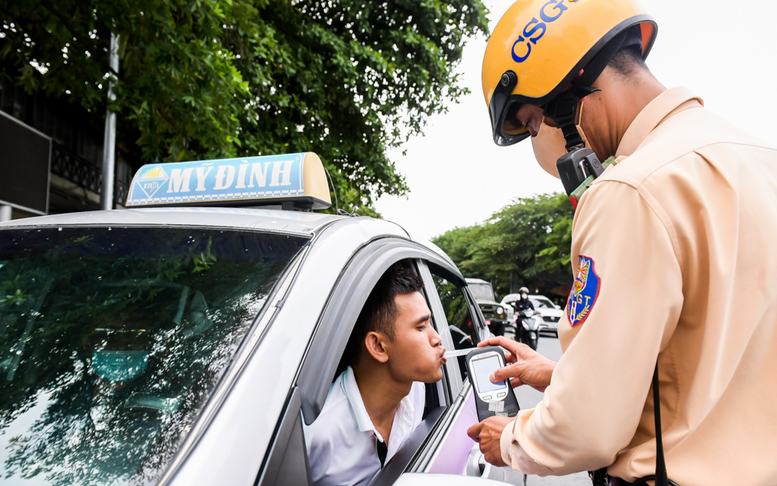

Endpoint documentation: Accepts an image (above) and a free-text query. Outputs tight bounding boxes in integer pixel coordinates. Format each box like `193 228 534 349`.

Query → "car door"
258 238 462 486
394 262 525 485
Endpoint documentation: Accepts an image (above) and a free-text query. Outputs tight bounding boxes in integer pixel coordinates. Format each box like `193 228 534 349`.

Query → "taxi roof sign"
126 152 331 210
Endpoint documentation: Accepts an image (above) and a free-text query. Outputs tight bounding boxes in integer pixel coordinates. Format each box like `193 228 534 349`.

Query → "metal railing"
51 143 129 207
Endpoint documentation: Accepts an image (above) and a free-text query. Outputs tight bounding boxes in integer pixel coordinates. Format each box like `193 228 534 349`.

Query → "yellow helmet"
482 0 657 146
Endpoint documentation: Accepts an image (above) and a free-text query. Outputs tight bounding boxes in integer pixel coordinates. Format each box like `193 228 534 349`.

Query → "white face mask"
530 100 591 178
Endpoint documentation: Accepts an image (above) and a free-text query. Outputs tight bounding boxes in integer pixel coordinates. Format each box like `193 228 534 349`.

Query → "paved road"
507 335 591 486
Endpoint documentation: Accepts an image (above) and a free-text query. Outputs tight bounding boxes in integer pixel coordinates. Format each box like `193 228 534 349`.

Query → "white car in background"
501 293 564 336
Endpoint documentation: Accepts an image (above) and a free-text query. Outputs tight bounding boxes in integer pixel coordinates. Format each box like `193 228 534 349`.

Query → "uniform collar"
616 86 704 157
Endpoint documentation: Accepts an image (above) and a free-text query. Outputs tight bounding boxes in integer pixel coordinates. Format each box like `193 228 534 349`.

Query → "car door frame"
257 236 467 486
397 264 494 478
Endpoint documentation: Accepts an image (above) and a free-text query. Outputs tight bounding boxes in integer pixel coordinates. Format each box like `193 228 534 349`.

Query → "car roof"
0 207 342 235
465 278 489 285
0 207 457 268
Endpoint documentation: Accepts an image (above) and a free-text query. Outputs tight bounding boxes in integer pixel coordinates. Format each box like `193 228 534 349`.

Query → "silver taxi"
0 153 523 486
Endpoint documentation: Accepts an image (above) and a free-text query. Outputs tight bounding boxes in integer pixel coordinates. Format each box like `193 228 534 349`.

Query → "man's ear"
364 331 389 364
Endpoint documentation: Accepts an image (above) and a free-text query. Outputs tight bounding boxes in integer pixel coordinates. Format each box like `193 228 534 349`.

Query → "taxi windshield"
0 225 308 486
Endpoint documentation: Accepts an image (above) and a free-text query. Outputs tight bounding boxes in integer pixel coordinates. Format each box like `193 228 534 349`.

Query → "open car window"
429 274 481 380
0 226 308 486
269 251 456 486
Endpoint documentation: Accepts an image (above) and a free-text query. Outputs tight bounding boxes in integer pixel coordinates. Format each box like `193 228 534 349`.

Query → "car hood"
538 308 564 316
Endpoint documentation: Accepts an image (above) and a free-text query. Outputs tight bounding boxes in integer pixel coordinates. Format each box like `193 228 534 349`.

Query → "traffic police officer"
467 1 777 485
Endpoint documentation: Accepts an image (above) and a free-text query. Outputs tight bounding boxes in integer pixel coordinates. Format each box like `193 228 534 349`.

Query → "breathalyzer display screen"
472 355 506 393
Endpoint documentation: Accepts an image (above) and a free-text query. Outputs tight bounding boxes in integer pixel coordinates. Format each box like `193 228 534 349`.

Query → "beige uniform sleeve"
500 180 683 475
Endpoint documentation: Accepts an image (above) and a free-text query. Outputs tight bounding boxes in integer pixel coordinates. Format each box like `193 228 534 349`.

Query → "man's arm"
473 180 683 475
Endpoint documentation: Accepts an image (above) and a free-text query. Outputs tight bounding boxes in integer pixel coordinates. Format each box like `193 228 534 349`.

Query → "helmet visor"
489 72 531 146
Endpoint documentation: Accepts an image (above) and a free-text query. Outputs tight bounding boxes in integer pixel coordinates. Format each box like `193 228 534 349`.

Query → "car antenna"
324 165 339 214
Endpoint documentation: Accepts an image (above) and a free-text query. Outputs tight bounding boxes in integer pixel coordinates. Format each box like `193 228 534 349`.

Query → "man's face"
384 291 445 384
514 103 545 138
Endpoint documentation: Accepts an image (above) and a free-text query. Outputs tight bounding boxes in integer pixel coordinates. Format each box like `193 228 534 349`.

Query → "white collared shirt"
304 366 425 486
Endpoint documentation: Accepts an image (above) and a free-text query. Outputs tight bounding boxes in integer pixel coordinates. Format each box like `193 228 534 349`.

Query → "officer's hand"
467 416 514 467
477 336 556 392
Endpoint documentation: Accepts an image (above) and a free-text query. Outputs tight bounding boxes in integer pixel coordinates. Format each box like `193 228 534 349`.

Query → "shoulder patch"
567 255 600 327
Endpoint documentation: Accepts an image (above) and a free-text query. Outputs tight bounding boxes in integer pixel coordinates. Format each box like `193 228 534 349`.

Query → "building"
0 79 133 221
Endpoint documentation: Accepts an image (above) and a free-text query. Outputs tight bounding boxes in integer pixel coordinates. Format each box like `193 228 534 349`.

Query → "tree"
0 0 489 214
433 193 575 299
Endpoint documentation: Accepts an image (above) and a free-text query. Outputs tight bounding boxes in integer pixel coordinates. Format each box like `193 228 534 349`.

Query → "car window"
429 274 480 379
0 226 308 486
328 259 447 411
295 256 454 486
531 296 556 309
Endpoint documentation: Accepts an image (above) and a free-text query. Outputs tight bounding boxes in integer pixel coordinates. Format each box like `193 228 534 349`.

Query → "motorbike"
515 309 543 350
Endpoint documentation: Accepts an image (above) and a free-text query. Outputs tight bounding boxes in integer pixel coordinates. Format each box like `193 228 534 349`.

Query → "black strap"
651 364 669 486
592 363 677 486
545 91 586 151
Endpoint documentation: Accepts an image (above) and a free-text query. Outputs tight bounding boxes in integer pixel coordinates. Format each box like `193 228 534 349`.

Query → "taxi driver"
304 260 445 486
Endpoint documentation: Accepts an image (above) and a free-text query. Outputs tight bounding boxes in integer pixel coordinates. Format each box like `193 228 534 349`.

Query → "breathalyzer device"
465 347 520 422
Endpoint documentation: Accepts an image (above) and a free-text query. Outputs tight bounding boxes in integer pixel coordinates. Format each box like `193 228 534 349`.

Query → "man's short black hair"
607 44 648 79
342 260 425 367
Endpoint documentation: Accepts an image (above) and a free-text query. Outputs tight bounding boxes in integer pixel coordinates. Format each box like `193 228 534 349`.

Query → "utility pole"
100 32 119 210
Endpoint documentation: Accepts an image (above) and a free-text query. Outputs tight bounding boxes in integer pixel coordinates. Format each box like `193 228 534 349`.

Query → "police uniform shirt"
304 366 425 486
499 87 777 485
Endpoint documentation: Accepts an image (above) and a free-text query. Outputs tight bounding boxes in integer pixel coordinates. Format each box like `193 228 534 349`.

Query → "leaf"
3 0 489 214
434 193 575 299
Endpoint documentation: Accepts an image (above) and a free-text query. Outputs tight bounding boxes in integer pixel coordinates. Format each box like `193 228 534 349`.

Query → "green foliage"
0 0 489 213
433 193 575 298
191 237 217 273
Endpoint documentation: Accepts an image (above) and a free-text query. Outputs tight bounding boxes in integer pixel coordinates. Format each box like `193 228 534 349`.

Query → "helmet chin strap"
544 87 599 151
542 26 641 204
544 88 606 206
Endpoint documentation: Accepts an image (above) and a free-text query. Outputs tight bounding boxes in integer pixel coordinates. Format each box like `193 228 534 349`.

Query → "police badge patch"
567 255 600 327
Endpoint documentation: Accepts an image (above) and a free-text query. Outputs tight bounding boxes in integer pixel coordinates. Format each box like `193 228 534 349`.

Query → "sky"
374 0 777 242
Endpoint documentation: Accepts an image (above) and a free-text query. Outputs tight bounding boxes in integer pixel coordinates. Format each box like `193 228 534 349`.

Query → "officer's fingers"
490 362 523 384
510 341 540 361
479 336 521 360
467 422 483 442
477 336 508 348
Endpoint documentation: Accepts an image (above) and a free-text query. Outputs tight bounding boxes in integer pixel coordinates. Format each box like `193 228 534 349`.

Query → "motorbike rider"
510 287 537 348
466 0 777 485
510 287 534 315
